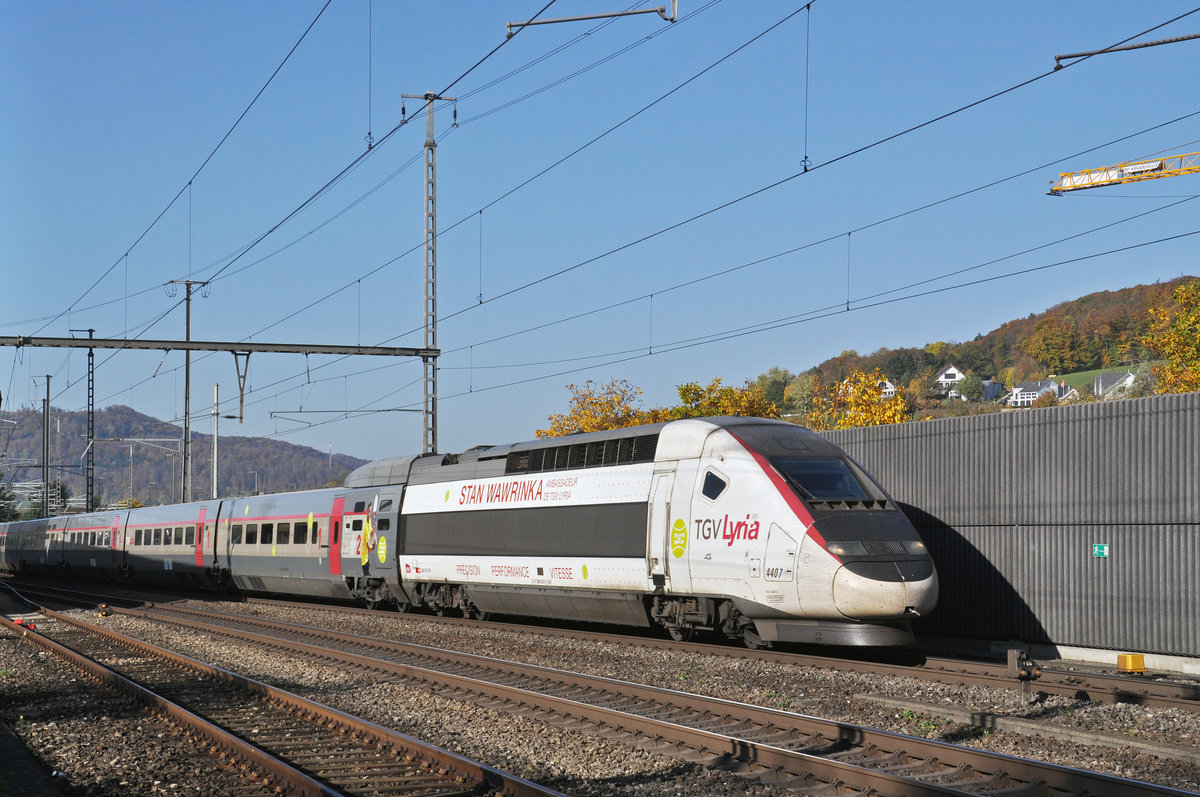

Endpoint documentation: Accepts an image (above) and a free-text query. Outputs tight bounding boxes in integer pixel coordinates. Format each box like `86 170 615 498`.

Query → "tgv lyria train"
0 417 937 647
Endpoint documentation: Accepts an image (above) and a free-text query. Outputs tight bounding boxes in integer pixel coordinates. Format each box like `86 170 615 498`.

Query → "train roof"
345 417 820 487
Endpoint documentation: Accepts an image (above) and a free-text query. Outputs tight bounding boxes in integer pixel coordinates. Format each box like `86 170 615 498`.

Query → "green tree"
1142 280 1200 394
0 475 17 522
755 367 793 408
957 372 984 402
782 373 820 416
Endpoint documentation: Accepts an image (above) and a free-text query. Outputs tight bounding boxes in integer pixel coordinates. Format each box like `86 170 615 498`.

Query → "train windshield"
772 457 872 502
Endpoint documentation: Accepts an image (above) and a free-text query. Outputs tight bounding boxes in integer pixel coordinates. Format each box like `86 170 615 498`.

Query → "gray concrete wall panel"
823 393 1200 655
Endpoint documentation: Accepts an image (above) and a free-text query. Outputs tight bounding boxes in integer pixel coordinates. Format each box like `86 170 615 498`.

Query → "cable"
228 192 1199 435
441 7 1200 318
74 103 1200 439
41 7 1200 438
39 3 562 412
132 111 1200 429
199 1 557 287
32 0 336 337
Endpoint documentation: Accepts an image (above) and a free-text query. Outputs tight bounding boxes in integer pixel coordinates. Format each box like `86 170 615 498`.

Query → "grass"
1054 361 1157 393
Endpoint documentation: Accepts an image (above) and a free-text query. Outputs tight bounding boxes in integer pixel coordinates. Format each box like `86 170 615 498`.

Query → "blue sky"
3 1 1198 464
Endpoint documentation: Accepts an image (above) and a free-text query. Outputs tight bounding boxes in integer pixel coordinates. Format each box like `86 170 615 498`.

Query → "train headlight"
902 540 928 554
826 541 868 556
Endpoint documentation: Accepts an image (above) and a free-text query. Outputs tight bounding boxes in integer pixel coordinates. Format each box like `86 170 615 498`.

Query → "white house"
1009 379 1061 407
878 379 897 399
934 365 965 398
1093 370 1135 399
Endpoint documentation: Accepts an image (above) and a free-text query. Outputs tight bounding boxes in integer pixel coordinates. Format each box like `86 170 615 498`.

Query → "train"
0 416 937 647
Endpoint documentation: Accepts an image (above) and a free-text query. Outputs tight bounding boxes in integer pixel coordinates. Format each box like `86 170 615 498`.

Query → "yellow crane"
1048 151 1200 195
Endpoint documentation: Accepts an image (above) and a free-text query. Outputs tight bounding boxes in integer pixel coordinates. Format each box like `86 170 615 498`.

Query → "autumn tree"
1031 390 1057 409
804 368 910 431
1141 280 1200 394
536 379 657 437
537 376 778 438
670 377 779 420
1023 317 1087 374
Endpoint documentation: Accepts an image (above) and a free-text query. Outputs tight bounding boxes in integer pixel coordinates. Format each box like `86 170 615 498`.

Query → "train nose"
832 559 938 619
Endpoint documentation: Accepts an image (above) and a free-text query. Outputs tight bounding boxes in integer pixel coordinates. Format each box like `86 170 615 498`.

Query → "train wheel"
468 607 490 621
667 626 694 642
741 627 770 650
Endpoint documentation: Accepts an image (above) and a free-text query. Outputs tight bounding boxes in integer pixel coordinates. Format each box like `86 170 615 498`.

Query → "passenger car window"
261 523 274 545
231 524 243 545
135 529 143 546
277 523 290 545
245 524 258 545
293 522 308 545
701 471 727 501
185 526 195 546
153 528 162 545
351 519 363 532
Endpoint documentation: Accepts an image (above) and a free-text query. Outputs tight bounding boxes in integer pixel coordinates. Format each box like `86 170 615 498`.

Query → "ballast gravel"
4 599 1200 795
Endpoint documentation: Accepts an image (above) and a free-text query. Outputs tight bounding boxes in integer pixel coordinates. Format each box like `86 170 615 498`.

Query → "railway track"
14 579 1196 713
245 593 1200 713
53 596 1197 797
1 585 563 797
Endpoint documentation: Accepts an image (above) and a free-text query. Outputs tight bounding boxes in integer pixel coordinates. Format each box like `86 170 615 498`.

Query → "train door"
648 468 674 588
686 445 760 596
110 514 122 569
665 459 697 595
366 492 398 574
193 508 207 568
327 496 345 577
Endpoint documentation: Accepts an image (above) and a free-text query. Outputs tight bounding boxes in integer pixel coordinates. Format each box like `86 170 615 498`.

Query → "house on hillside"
1093 370 1136 399
1008 379 1074 407
878 379 897 399
981 379 1005 402
933 365 965 398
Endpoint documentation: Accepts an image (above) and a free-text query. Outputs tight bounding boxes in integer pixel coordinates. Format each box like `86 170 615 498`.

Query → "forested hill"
803 277 1193 389
0 404 365 508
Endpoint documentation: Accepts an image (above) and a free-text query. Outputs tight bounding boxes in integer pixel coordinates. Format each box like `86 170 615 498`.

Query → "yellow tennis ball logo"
670 518 688 558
